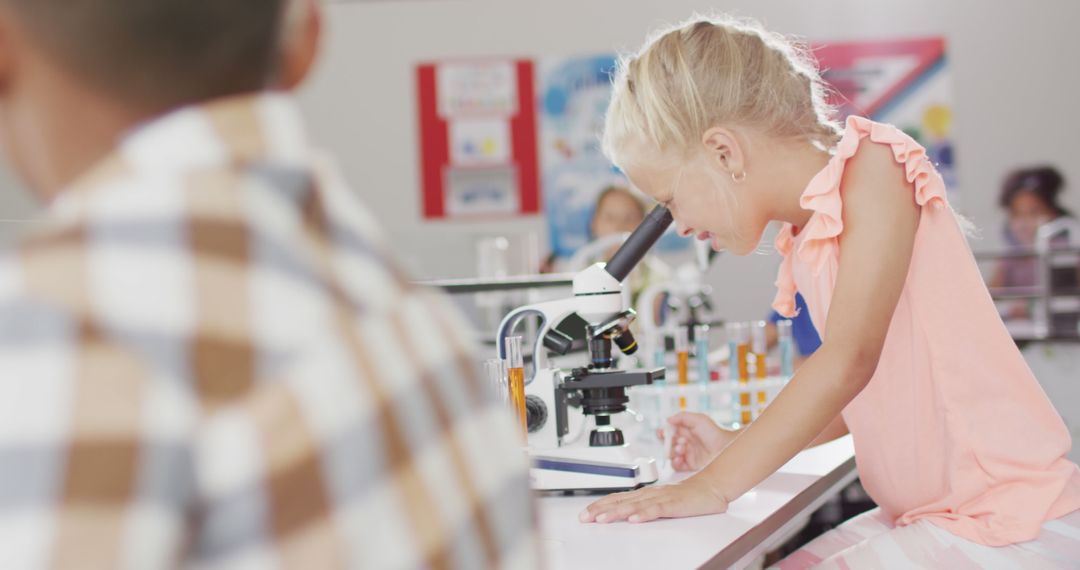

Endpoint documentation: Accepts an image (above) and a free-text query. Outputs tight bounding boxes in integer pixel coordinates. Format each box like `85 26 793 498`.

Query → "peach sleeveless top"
772 115 1080 546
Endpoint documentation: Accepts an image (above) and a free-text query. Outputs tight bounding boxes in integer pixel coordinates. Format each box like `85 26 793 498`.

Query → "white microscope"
497 205 673 493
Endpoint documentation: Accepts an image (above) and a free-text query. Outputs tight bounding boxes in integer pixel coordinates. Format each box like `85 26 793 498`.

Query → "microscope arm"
496 297 583 385
496 206 674 385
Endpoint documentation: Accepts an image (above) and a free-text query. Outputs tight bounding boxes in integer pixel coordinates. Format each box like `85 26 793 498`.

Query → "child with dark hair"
991 166 1073 318
999 166 1070 248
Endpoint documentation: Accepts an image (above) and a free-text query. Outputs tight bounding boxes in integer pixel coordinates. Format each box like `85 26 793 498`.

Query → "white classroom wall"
299 0 1080 321
0 0 1077 322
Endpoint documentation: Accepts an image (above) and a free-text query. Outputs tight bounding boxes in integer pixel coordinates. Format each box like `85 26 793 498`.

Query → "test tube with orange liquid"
751 320 768 418
504 336 527 436
726 322 752 425
675 327 689 409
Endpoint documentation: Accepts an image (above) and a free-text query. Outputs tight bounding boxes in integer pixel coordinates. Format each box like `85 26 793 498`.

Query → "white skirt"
774 506 1080 569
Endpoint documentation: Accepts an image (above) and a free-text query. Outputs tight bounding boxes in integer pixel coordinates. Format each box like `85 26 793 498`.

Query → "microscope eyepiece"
605 205 673 283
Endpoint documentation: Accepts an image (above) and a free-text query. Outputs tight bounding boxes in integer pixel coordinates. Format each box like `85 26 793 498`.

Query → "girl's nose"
676 224 694 238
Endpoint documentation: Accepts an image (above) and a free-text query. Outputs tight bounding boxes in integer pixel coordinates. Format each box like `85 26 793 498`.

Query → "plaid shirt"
0 94 539 569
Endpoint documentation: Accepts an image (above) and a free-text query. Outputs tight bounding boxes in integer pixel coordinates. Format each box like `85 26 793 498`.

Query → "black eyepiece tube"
604 205 674 283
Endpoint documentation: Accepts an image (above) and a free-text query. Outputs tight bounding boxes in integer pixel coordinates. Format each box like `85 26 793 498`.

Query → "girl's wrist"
698 457 737 504
719 425 744 452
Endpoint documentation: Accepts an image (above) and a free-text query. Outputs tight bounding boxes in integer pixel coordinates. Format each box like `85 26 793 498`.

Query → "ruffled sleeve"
771 115 949 317
772 226 799 318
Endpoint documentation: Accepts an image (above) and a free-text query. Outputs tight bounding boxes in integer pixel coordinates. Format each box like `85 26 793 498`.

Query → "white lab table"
538 436 857 570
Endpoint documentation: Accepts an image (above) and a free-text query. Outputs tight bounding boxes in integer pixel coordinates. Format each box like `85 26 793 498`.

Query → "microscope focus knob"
525 395 547 433
589 428 625 447
613 330 638 356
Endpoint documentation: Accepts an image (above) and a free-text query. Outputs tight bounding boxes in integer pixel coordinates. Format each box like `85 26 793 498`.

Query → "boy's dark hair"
5 0 288 109
999 166 1071 218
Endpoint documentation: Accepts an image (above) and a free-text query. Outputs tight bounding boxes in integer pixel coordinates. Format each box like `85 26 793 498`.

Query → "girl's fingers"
593 502 640 523
666 412 698 428
580 488 653 521
590 491 665 523
592 489 639 508
668 412 707 431
627 499 671 523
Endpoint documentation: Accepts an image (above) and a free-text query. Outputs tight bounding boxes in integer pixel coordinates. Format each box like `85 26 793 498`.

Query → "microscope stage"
529 445 660 493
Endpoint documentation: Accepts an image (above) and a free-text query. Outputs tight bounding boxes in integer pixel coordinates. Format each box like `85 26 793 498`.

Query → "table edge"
700 455 859 569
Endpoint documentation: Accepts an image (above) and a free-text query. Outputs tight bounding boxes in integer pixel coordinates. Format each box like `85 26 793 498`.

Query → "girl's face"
622 150 770 255
592 192 644 238
1008 191 1056 246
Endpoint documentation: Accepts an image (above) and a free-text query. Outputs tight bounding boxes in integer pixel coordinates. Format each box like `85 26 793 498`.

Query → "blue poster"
539 55 686 258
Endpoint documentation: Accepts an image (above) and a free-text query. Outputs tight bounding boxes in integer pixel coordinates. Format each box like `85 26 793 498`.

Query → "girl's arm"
582 140 919 523
701 139 919 503
807 414 849 448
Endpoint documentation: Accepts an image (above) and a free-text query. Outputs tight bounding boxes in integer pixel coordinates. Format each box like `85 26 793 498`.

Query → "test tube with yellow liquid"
726 322 752 425
504 336 527 436
751 320 768 418
675 327 689 409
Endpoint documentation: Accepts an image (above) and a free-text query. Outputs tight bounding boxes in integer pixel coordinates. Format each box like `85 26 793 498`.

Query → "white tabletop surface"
538 436 857 570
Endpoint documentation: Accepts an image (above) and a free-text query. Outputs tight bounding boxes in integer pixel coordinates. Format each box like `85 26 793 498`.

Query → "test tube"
726 322 752 425
675 327 689 410
651 330 668 377
751 321 768 417
504 336 527 436
483 358 508 404
648 330 667 434
725 322 742 381
778 320 794 377
694 324 711 411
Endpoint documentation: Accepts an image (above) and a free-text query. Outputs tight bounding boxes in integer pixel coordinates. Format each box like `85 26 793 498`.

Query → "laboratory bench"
538 436 857 570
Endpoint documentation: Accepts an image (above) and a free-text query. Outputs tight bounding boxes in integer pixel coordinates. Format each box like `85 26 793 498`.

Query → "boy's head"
0 0 319 195
2 0 289 111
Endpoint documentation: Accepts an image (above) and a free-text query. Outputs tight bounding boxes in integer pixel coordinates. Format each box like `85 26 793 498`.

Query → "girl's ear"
701 127 746 178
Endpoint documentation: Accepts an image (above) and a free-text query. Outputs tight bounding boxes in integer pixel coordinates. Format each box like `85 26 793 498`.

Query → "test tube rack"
628 376 791 430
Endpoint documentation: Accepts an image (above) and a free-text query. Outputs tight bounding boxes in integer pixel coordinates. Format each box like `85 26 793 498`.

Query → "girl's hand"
578 474 729 524
663 412 739 472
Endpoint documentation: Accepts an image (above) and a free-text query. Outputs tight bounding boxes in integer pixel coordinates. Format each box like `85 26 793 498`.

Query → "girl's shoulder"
784 117 949 268
843 132 907 185
831 116 947 209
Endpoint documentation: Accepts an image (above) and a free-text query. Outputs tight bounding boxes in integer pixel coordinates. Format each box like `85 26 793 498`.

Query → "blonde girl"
579 16 1080 567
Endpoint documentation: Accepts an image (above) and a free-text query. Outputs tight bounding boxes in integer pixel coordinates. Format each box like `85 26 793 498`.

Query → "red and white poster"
416 60 540 219
812 37 955 188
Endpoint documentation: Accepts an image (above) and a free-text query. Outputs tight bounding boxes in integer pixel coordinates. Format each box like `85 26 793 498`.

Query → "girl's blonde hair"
604 15 841 167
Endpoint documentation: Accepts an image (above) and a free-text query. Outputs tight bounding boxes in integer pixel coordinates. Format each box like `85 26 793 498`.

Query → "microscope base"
529 445 659 493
